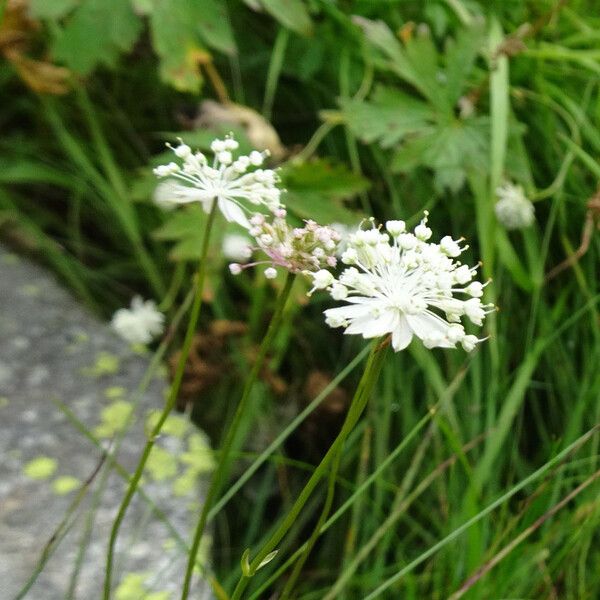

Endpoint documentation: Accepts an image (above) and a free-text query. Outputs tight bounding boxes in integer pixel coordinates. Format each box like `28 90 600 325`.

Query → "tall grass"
1 1 599 599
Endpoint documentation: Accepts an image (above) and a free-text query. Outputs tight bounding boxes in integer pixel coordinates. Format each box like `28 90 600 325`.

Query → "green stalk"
279 452 342 599
103 201 218 600
230 338 389 600
181 271 297 600
207 345 371 521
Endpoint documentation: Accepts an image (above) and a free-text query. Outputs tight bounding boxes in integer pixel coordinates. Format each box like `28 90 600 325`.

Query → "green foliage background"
1 0 600 598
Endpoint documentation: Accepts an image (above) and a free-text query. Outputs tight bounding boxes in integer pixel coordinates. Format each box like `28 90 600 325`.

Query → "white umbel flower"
318 213 492 352
111 297 164 345
495 182 535 230
153 135 282 229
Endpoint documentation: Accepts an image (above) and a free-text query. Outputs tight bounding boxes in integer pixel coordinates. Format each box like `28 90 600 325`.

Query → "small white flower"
414 213 432 241
222 233 252 263
153 135 282 229
229 263 243 275
341 248 358 265
310 269 335 293
264 267 278 279
321 214 492 352
330 283 348 300
385 220 406 236
111 297 164 345
440 235 463 257
495 182 535 230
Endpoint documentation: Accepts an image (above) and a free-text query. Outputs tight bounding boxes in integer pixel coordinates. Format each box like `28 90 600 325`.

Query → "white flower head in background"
153 135 282 228
152 180 179 211
111 296 165 345
315 213 493 352
495 182 535 230
229 209 341 280
222 232 253 263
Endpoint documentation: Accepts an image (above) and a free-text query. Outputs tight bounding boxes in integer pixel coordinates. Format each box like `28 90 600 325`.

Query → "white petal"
218 198 250 228
391 316 413 351
171 185 213 204
359 309 399 338
406 313 454 347
344 317 377 337
324 304 373 321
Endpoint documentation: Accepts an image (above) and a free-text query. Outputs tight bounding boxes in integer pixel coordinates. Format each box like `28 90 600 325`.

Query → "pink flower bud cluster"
229 210 342 279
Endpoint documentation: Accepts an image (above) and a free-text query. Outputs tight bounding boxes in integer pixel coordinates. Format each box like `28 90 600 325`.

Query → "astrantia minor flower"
153 136 282 229
229 210 341 279
314 213 493 352
111 296 164 345
495 182 535 230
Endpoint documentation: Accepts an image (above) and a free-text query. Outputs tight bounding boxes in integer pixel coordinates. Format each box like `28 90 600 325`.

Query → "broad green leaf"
148 0 208 92
403 26 443 108
195 0 237 56
444 23 485 106
339 86 433 148
29 0 79 19
280 159 368 225
351 17 411 79
392 117 489 192
259 0 313 36
153 205 208 261
52 0 142 74
153 204 231 266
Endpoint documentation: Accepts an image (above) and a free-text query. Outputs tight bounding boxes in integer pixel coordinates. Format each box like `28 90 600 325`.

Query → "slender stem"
279 452 342 599
294 122 338 163
207 345 371 522
181 272 297 600
103 201 218 600
230 338 389 600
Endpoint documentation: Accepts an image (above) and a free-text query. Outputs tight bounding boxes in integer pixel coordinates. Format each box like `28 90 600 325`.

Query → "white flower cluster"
229 210 341 277
495 182 535 230
311 213 493 352
153 136 282 228
111 296 165 345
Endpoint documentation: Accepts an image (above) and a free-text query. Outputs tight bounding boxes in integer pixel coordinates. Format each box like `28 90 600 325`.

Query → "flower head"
153 136 282 228
317 214 493 352
111 297 164 345
230 210 342 279
495 182 535 230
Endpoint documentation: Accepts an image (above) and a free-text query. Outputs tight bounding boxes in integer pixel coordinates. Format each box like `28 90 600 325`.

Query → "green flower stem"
181 271 297 600
279 451 342 599
230 337 389 600
103 200 218 600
